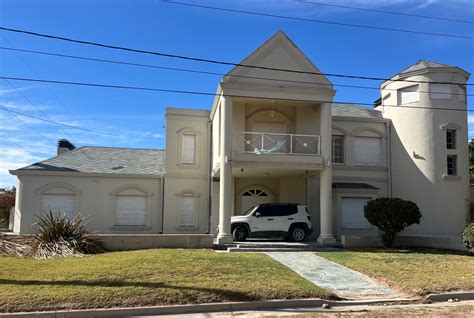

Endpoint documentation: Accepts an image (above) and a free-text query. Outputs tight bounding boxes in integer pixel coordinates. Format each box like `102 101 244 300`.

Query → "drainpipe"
386 121 393 198
207 121 212 234
160 176 165 234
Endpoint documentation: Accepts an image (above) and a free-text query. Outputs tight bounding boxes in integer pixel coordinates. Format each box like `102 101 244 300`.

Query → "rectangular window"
181 197 195 226
115 195 146 226
354 137 383 166
41 194 75 219
430 83 452 100
399 85 420 104
182 134 196 164
459 86 466 102
446 129 456 149
332 135 345 164
447 155 457 176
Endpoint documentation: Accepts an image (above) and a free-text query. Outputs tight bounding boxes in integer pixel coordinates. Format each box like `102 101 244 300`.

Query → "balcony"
234 131 321 155
231 131 323 169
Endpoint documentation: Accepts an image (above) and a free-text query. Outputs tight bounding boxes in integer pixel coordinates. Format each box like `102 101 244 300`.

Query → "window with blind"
446 129 456 149
430 83 452 100
41 194 75 219
354 137 383 166
181 196 196 226
181 134 196 164
399 85 420 104
332 135 345 164
115 195 147 226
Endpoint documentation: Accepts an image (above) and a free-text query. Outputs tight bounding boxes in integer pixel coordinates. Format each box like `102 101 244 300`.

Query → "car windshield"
244 206 257 215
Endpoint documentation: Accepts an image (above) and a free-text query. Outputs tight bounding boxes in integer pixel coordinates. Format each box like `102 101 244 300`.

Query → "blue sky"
0 0 473 187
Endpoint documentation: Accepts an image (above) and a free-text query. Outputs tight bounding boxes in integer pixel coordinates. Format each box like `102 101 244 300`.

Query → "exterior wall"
14 174 162 234
377 71 470 241
164 108 211 234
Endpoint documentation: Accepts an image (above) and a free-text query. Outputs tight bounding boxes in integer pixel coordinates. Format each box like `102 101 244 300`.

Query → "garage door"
241 188 272 214
41 194 75 219
115 195 146 226
341 197 372 229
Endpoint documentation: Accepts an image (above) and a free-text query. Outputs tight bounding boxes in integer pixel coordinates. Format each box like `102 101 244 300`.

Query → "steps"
220 241 342 252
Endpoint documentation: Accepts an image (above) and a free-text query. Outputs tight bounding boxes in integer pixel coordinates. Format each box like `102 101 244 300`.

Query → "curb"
0 298 419 318
425 291 474 302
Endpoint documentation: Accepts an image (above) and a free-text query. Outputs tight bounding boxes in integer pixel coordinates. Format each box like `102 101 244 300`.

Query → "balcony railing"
233 131 321 155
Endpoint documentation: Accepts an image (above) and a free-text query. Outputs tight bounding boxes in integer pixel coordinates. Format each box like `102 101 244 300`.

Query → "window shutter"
399 85 419 104
354 137 382 166
181 197 195 226
430 84 452 100
182 134 196 164
41 194 75 219
115 195 146 226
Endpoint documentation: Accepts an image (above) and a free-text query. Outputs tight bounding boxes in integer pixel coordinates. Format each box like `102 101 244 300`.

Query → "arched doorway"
240 187 272 214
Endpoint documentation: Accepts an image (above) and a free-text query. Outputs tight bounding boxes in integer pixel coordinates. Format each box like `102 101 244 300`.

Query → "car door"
273 204 297 232
249 205 275 233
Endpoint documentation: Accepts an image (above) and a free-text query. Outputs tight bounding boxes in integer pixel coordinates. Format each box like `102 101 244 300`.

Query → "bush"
462 223 474 253
364 197 422 247
33 212 102 259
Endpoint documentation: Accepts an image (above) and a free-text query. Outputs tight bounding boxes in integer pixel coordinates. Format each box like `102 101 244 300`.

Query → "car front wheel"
289 226 306 242
232 225 248 242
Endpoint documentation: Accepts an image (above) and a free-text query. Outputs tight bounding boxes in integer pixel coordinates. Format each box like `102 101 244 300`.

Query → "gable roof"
223 30 333 89
11 146 165 176
331 103 383 119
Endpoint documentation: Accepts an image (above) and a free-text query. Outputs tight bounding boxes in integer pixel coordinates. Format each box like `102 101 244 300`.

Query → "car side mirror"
254 212 261 218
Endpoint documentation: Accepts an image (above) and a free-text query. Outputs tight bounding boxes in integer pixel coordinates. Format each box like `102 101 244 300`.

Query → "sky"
0 0 473 188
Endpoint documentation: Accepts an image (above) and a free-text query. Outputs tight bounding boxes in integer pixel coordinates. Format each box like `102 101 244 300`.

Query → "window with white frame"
115 195 147 226
430 83 452 100
181 196 196 226
459 86 466 102
446 129 456 149
354 137 383 166
332 135 345 164
181 134 196 164
399 85 420 104
447 155 457 176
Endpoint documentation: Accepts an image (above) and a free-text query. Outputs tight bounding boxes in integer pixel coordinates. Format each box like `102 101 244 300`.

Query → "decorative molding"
109 184 153 197
350 126 386 137
34 182 82 196
440 123 462 131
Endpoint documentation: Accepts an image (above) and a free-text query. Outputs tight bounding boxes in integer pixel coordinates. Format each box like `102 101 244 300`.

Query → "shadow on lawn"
339 247 471 256
0 279 261 301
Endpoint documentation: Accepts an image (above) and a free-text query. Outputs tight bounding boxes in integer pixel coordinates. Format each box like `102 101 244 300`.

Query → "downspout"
207 121 213 234
160 175 165 234
386 121 393 198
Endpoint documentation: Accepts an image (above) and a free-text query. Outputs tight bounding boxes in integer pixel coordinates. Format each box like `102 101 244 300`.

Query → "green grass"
0 249 334 312
318 248 474 295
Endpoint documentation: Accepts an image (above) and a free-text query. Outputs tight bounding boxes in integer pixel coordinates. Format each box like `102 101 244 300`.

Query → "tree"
0 187 16 226
364 197 422 247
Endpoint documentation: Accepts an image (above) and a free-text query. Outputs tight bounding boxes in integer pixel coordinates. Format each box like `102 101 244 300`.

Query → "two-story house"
9 31 471 250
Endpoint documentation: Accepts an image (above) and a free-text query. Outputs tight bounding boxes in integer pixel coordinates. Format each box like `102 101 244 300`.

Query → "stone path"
266 252 407 300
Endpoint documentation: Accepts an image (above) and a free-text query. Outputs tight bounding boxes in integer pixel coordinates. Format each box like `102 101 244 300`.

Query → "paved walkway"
266 252 406 300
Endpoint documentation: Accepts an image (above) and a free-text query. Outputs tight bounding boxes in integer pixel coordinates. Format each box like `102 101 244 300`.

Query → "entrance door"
241 188 272 214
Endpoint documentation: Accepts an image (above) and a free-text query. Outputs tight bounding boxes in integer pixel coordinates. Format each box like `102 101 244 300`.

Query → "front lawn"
0 249 334 312
318 248 474 295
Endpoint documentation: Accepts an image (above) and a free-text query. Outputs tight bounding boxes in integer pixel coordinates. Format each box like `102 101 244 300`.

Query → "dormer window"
399 85 419 104
430 84 452 100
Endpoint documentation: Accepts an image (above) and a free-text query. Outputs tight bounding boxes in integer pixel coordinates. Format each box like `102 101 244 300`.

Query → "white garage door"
115 195 147 226
41 194 75 219
241 188 272 214
341 197 372 229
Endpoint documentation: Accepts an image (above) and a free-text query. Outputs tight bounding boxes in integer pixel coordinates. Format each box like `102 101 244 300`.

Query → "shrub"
364 197 422 247
33 211 102 259
462 223 474 253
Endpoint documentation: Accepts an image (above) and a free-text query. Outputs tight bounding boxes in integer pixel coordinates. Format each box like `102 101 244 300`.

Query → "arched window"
110 185 153 228
351 128 384 166
35 182 81 219
175 190 200 229
177 127 200 167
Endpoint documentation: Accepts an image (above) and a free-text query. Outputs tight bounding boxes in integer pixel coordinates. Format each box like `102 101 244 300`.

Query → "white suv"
230 203 313 242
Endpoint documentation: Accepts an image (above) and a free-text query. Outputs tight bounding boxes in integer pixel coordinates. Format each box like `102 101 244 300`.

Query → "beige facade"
10 31 470 250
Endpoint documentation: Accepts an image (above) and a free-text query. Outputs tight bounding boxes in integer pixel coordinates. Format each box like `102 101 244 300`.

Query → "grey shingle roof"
398 60 459 75
15 146 165 175
331 103 382 119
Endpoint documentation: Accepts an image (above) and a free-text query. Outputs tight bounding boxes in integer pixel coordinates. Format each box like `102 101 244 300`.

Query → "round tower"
375 60 470 249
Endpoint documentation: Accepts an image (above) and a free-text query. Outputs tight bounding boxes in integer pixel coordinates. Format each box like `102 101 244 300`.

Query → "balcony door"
252 121 289 153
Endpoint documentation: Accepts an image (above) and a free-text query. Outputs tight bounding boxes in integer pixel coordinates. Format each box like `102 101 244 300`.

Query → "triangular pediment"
224 30 333 90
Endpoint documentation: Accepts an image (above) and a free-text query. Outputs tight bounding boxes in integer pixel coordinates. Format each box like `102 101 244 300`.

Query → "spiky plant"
33 211 102 259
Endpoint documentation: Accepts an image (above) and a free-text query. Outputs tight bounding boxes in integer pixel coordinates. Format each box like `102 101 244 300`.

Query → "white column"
318 102 336 244
216 96 234 244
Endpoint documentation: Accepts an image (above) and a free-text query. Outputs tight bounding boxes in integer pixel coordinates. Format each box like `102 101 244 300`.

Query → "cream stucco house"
10 31 471 250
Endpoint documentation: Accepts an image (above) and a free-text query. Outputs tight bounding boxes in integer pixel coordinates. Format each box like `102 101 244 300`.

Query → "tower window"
447 155 457 176
399 85 419 104
430 83 452 100
446 129 456 149
459 86 466 102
